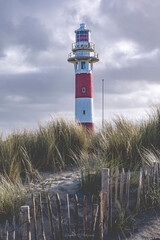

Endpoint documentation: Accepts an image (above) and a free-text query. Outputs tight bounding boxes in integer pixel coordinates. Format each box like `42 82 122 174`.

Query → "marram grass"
80 107 160 191
0 109 160 183
0 119 88 177
0 108 160 220
0 175 28 222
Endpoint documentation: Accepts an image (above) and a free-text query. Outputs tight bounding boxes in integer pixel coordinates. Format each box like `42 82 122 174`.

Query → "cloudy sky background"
0 0 160 133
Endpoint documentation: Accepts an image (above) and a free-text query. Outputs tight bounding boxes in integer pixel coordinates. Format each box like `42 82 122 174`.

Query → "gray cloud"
0 0 160 131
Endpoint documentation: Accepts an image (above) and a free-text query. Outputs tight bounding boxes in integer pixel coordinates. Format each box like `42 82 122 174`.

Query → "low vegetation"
80 107 160 191
0 176 28 222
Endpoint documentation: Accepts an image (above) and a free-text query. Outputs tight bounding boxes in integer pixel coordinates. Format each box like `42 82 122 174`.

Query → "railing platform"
72 42 95 52
68 51 99 63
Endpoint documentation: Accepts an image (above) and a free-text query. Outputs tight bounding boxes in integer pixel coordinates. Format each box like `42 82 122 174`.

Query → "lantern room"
74 23 91 50
75 23 90 43
76 31 89 42
68 23 99 63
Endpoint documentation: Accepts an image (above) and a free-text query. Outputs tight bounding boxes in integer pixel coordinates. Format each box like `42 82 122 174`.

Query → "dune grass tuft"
80 107 160 191
0 175 28 222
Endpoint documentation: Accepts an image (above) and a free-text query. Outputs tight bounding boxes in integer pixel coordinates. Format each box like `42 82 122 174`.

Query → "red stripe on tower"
68 23 99 131
75 73 93 98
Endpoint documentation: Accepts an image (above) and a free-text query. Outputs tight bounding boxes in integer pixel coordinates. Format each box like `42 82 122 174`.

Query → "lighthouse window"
81 61 86 69
76 31 88 42
83 110 85 115
75 62 78 70
82 87 86 93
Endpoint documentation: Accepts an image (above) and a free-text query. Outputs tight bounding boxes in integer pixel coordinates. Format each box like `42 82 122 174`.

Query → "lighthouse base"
80 122 94 132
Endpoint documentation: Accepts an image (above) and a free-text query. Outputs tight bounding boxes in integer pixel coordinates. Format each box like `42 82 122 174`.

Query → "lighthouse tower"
68 23 99 131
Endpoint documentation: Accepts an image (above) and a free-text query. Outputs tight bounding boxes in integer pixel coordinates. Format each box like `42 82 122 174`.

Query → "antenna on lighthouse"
102 79 104 128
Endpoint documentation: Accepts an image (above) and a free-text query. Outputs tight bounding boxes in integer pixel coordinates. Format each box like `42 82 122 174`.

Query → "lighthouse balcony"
72 42 95 52
68 51 99 63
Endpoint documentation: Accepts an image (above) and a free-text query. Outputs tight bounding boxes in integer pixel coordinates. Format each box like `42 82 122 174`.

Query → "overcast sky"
0 0 160 133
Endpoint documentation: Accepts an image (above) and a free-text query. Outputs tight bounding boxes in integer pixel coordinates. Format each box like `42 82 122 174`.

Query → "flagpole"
102 79 104 128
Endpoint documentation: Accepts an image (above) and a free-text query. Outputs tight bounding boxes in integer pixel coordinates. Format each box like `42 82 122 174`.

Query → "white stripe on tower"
75 98 94 123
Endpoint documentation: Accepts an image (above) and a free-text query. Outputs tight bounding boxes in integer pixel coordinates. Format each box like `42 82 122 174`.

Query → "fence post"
74 194 79 240
83 196 87 240
136 168 142 211
150 164 153 186
109 168 113 231
114 167 119 210
144 168 148 203
20 206 31 240
46 194 55 240
0 224 2 240
157 163 159 190
32 194 38 240
56 193 63 240
101 168 109 236
39 193 46 240
5 220 8 240
66 194 71 240
99 192 103 240
12 216 16 240
120 168 125 207
89 195 94 239
125 170 130 214
153 162 157 185
93 203 99 238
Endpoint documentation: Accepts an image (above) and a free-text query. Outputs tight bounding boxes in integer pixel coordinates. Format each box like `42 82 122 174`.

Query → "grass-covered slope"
1 108 160 179
0 119 88 179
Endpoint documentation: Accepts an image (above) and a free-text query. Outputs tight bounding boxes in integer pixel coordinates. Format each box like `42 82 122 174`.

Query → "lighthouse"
68 23 99 131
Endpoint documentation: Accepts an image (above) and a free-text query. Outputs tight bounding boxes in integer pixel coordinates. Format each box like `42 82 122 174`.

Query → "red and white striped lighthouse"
68 23 99 131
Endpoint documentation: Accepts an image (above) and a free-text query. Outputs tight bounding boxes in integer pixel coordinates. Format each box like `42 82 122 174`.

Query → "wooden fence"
101 162 160 238
0 163 160 239
0 193 102 240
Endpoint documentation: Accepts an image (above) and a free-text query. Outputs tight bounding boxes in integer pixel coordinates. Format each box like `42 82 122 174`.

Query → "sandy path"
126 211 160 240
39 168 81 195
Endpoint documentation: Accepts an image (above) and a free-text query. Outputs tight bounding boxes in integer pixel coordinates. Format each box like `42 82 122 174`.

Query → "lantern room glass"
76 31 88 42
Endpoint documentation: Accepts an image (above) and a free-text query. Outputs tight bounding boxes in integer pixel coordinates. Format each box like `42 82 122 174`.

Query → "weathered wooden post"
92 202 99 240
144 168 148 203
114 167 119 210
0 224 2 240
74 194 79 240
109 168 113 230
120 168 125 207
101 168 110 236
46 194 55 240
99 192 103 240
153 162 157 185
83 196 87 240
5 220 9 240
66 194 71 240
20 206 31 240
157 163 159 190
56 193 63 240
89 195 94 239
12 216 16 240
39 194 46 240
32 194 38 240
125 170 130 214
136 168 142 210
